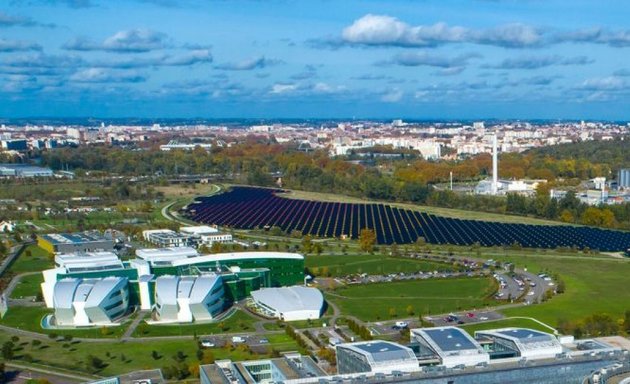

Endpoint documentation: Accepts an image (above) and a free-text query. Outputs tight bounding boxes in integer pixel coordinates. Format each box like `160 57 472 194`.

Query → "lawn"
133 309 258 337
305 254 458 277
494 254 630 327
460 317 557 336
10 273 44 299
327 277 498 321
8 245 54 274
0 329 298 378
0 306 128 338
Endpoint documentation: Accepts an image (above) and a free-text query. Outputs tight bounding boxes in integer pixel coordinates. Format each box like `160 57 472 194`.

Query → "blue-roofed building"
336 340 420 375
411 326 490 368
475 328 563 359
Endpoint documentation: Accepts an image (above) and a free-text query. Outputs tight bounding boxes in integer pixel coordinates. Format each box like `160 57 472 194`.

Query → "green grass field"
8 245 54 274
133 310 258 337
327 277 498 321
10 273 44 299
0 330 299 377
305 254 457 276
460 317 557 335
0 306 129 338
494 254 630 327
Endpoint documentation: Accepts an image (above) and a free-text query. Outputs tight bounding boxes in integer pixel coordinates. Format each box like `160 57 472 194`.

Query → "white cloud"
270 83 297 94
380 88 403 102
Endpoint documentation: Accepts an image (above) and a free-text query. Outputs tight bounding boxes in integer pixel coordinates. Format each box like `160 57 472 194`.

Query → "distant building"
0 220 15 232
618 169 630 189
135 247 199 266
0 139 28 151
37 232 115 254
142 229 195 248
0 164 53 178
47 277 129 326
336 340 420 375
54 251 124 273
180 225 233 246
475 328 563 360
159 141 212 151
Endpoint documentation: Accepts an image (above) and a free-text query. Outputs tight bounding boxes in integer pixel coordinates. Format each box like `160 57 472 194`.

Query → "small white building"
0 220 15 232
142 229 194 247
250 286 324 321
180 225 232 246
336 340 420 375
154 275 225 323
49 277 129 327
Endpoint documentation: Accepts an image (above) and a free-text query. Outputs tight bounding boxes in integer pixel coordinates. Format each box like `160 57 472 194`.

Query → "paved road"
5 362 94 383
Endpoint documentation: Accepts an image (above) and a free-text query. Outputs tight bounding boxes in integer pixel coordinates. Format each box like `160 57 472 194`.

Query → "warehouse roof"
250 286 323 314
171 252 303 267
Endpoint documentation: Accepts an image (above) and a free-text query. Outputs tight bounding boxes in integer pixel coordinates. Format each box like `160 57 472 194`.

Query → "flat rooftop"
422 327 478 352
41 232 110 245
345 341 415 363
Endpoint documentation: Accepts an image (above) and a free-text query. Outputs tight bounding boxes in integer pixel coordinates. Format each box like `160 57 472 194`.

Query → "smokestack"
492 134 498 195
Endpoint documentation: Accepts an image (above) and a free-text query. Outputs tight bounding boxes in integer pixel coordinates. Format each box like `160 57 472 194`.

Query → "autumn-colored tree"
359 228 376 253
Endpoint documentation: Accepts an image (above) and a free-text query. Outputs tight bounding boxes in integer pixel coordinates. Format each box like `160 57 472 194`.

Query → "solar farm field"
184 186 630 251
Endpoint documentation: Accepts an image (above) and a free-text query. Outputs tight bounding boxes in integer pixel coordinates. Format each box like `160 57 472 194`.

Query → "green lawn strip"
0 330 297 377
305 254 457 277
327 277 498 322
494 254 630 327
133 310 258 337
0 306 127 338
8 245 54 274
10 274 44 299
459 317 556 336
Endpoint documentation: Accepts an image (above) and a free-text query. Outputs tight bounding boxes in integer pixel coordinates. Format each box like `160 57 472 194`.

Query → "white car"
527 291 535 296
479 316 489 321
200 340 215 348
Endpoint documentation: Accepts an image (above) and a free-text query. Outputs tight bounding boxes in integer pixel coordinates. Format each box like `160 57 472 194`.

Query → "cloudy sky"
0 0 629 119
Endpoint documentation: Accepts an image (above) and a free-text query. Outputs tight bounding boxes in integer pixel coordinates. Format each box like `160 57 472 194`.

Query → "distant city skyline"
0 0 629 119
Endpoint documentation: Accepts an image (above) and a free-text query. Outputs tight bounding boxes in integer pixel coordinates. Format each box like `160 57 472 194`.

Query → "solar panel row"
184 186 630 252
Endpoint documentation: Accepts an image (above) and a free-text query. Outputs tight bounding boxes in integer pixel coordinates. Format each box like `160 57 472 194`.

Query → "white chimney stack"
492 134 498 195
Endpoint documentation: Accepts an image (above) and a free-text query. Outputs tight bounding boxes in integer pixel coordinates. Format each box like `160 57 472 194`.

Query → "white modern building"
411 326 490 368
179 225 219 236
135 247 199 266
180 225 233 246
154 275 225 323
475 328 563 360
142 229 194 247
336 340 420 375
49 277 129 326
250 286 323 321
54 251 123 273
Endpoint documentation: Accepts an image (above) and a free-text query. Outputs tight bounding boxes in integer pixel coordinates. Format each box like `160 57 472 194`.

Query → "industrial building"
38 232 115 254
48 277 129 326
0 163 53 177
250 286 324 321
40 251 307 326
201 353 327 384
410 326 490 368
200 337 627 384
475 328 563 359
154 275 225 323
54 251 124 273
135 247 199 266
619 168 630 189
336 340 420 375
142 229 195 248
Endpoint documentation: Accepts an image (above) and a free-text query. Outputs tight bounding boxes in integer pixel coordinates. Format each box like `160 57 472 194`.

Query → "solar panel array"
185 186 630 251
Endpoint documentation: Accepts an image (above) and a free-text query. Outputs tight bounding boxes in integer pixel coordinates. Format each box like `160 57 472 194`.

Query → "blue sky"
0 0 629 119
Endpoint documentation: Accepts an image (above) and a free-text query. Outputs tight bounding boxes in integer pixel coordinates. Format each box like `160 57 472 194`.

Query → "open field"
133 310 258 337
8 245 53 274
0 329 299 378
327 277 498 321
280 188 567 226
10 273 43 299
155 183 221 199
460 317 557 335
495 254 630 327
305 254 458 276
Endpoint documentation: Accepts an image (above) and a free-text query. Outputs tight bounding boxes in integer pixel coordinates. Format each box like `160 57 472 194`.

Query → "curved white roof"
84 277 126 307
53 277 127 307
251 286 323 314
155 275 222 305
475 328 562 354
53 279 81 308
55 251 123 271
337 341 418 367
136 247 199 263
171 252 303 267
